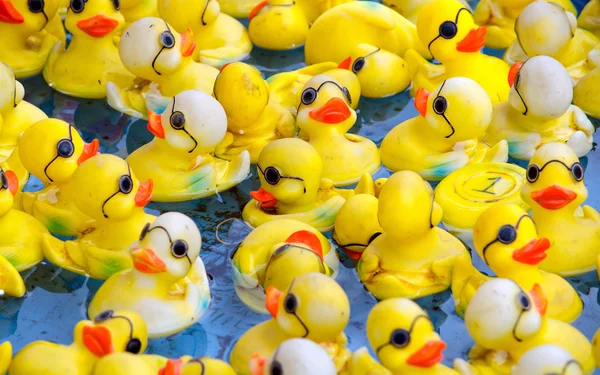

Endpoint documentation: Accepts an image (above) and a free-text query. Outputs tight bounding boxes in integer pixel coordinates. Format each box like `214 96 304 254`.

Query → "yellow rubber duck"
0 254 26 298
218 0 350 20
218 0 261 18
232 219 340 313
380 77 508 180
230 272 351 375
93 352 236 375
593 329 600 368
404 0 510 103
42 154 156 280
18 119 98 237
43 0 134 99
248 0 309 51
486 57 595 161
0 0 65 78
579 0 600 38
89 212 211 338
126 90 250 202
251 338 337 375
304 1 431 66
574 67 600 119
383 0 470 23
521 142 600 276
454 279 594 375
1 310 148 375
357 171 469 300
296 74 380 186
157 0 252 67
214 62 295 164
120 0 157 27
350 298 460 375
512 345 586 375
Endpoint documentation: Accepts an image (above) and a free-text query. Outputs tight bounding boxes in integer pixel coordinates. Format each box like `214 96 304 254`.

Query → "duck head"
65 0 124 39
521 143 586 213
0 0 60 32
169 357 237 375
0 167 18 216
0 63 24 115
250 338 337 375
513 345 584 375
157 0 220 30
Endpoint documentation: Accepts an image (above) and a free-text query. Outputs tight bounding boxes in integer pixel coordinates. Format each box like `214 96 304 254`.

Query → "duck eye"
343 87 352 104
95 310 114 322
390 329 410 348
57 139 75 158
271 361 283 375
125 338 142 354
352 58 365 73
284 294 297 313
171 240 188 258
301 88 317 105
1 171 7 190
70 0 84 13
139 223 151 241
518 292 531 311
497 225 517 244
119 175 133 194
433 96 447 114
112 0 120 9
571 162 584 181
28 0 44 13
368 232 382 244
160 31 175 48
263 167 281 185
526 165 540 183
170 112 185 130
439 21 457 39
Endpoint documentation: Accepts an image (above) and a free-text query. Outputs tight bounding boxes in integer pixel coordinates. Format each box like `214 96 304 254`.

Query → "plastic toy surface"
574 65 600 119
485 56 595 161
251 338 337 375
126 91 250 202
512 345 585 375
594 329 600 368
42 154 156 280
579 0 600 38
248 0 309 51
120 0 157 26
93 353 236 375
219 0 261 18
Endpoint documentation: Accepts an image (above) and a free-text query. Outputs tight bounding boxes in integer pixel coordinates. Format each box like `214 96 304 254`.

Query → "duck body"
579 0 600 38
93 353 236 375
513 345 586 375
248 0 309 51
574 66 600 118
120 0 158 26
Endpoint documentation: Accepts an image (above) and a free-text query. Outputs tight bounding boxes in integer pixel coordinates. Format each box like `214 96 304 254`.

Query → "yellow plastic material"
249 0 309 51
120 0 158 27
512 345 586 375
574 67 600 119
219 0 262 18
579 0 600 38
383 0 470 23
593 329 600 368
93 353 236 375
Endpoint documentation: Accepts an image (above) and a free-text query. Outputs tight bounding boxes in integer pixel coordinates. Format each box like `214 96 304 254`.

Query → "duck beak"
308 97 351 124
265 285 282 318
250 353 266 375
78 139 100 165
250 187 278 209
5 170 18 196
159 359 183 375
407 340 446 368
456 26 487 52
285 230 324 261
147 110 165 139
530 185 577 210
508 62 523 87
134 179 153 207
414 87 430 117
338 56 352 70
180 28 196 57
512 238 550 265
530 283 548 316
342 248 363 261
82 325 114 357
249 0 268 19
131 248 168 273
0 1 23 23
77 15 119 38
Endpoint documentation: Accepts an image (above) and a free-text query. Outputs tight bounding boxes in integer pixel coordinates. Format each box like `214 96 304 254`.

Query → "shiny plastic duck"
43 0 134 98
513 345 586 375
382 0 470 23
579 0 600 38
404 0 510 103
93 353 236 375
304 1 431 66
120 0 157 26
454 279 594 375
380 77 508 180
0 0 66 78
126 90 250 202
357 171 469 300
18 119 98 237
42 154 156 280
89 212 211 338
214 62 295 163
574 66 600 119
251 338 337 375
593 329 600 368
521 142 600 276
157 0 252 67
248 0 309 51
0 310 148 375
232 219 340 313
350 298 459 375
296 74 380 186
230 273 351 374
485 56 595 160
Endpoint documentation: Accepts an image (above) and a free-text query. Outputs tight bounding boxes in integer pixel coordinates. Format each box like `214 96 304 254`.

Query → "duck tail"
451 256 490 318
353 173 375 196
0 341 12 375
483 140 509 163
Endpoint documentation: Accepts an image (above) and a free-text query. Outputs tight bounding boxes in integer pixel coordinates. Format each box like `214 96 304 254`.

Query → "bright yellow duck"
232 219 340 313
579 0 600 38
214 62 295 163
93 352 236 375
574 66 600 119
248 0 309 51
230 272 351 375
380 77 508 180
120 0 157 26
42 154 156 280
43 0 134 99
157 0 252 67
251 338 338 375
404 0 510 103
593 329 600 368
0 0 65 78
0 310 148 375
357 171 470 300
126 90 250 202
350 299 460 375
383 0 470 23
512 345 586 375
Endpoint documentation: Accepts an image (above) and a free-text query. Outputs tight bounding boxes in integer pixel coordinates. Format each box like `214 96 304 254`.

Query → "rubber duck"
574 67 600 119
304 1 431 66
157 0 252 67
296 74 380 186
593 329 600 368
2 310 148 375
454 279 594 375
404 0 510 103
513 345 586 375
0 254 25 298
380 77 508 180
357 171 470 300
251 338 337 375
485 56 595 161
214 62 295 163
120 0 158 26
42 154 156 280
382 0 470 23
350 298 459 375
579 0 600 39
503 1 600 83
89 212 211 338
248 0 309 51
18 119 98 237
93 353 236 375
43 0 134 99
231 219 340 313
521 142 600 276
0 0 66 78
126 90 250 202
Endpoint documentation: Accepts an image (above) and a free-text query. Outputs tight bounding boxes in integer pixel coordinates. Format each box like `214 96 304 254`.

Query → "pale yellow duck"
579 0 600 38
120 0 157 27
93 353 236 375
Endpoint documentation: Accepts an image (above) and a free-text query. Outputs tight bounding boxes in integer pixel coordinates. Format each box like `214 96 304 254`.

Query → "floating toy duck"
42 154 156 280
0 254 25 298
120 0 157 26
304 1 431 66
248 0 309 51
43 0 134 98
296 74 380 186
1 310 148 375
251 338 337 375
357 171 469 300
18 119 98 237
579 0 600 38
513 345 585 375
214 62 295 163
218 0 260 17
126 90 250 202
89 212 211 338
521 142 600 276
404 0 510 103
382 0 470 23
574 66 600 119
93 353 237 375
157 0 252 67
485 56 595 160
380 77 508 180
594 329 600 367
231 219 340 313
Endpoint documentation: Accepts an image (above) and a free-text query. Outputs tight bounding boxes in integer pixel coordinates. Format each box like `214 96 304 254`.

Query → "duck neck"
71 342 101 370
152 138 199 161
68 34 116 51
493 263 543 289
530 205 576 224
509 107 556 132
131 269 174 292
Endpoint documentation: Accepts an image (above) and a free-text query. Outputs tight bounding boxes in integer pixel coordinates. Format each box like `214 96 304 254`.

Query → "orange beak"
414 87 430 117
147 110 165 139
265 285 282 318
134 179 153 207
250 187 278 209
508 62 523 87
530 283 548 316
77 15 119 38
131 248 168 273
78 139 100 165
0 0 23 23
343 248 363 261
82 325 114 357
530 185 577 210
5 170 18 196
285 230 324 261
159 359 183 375
249 0 268 19
338 56 352 70
407 340 446 368
456 26 487 52
180 28 196 58
250 353 266 375
308 97 351 124
512 238 550 265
